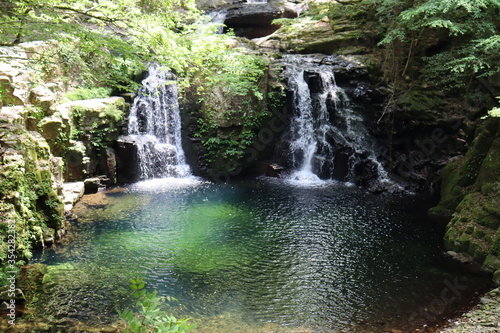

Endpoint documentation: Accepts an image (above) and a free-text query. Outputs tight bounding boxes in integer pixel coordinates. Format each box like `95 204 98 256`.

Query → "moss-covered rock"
434 117 500 285
483 254 500 273
477 137 500 191
254 16 367 54
56 97 127 181
0 122 64 284
429 159 467 218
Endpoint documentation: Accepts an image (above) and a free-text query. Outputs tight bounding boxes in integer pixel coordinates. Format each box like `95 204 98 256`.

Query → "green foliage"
0 0 203 91
70 103 124 152
488 107 500 118
0 127 63 284
119 278 195 333
482 97 500 118
25 106 44 121
182 32 271 170
271 18 296 27
66 87 112 101
332 0 500 97
385 1 498 80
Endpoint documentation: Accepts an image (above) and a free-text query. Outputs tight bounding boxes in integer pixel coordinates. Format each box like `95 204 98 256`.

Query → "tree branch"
52 5 123 23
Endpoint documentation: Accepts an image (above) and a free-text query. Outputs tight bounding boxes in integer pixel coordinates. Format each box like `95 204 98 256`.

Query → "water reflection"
30 178 490 332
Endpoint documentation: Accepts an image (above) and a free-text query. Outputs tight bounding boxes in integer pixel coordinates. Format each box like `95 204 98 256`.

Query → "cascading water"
126 65 191 179
282 55 394 189
207 9 227 34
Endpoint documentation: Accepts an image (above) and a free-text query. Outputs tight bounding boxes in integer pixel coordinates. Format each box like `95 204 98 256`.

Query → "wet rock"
105 147 117 184
432 118 500 284
115 136 140 183
439 287 500 332
43 227 56 246
84 177 101 194
265 163 285 177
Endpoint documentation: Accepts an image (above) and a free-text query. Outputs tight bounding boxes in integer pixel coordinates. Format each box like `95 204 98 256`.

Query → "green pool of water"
31 177 490 332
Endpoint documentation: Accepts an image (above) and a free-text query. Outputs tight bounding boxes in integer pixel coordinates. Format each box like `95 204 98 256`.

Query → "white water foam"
127 65 191 180
282 55 395 188
128 176 207 193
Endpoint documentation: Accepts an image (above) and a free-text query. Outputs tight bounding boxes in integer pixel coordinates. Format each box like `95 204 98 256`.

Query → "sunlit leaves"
118 278 196 333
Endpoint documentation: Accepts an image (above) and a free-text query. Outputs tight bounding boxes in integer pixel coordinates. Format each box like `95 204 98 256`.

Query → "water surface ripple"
33 178 489 332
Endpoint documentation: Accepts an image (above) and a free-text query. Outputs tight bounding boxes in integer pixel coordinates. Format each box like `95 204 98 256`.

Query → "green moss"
66 87 112 101
483 254 500 273
472 227 486 238
433 117 500 283
437 159 466 211
457 233 471 252
0 123 63 283
444 226 458 249
490 233 500 257
468 240 488 263
494 270 500 286
193 55 276 175
400 85 443 117
477 137 500 189
462 224 473 234
457 118 499 187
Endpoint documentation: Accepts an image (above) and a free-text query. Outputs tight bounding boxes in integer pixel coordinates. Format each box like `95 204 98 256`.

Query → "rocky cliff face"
430 117 500 286
1 43 66 272
0 43 127 280
0 121 65 261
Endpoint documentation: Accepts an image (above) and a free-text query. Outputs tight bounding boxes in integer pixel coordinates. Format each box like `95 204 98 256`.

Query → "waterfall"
207 9 227 34
282 55 394 188
126 65 190 180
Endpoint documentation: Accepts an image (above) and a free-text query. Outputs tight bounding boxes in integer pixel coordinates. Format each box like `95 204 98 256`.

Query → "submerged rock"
439 288 500 332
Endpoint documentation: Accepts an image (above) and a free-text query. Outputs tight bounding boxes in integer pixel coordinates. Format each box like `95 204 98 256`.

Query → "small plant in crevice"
118 278 196 333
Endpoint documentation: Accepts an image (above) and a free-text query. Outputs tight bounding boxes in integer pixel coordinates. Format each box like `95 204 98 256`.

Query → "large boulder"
56 97 128 181
431 117 500 286
254 16 368 54
222 0 302 38
115 136 141 183
203 0 305 38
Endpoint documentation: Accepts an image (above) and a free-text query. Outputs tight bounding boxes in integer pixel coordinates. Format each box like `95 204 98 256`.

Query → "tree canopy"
330 0 500 97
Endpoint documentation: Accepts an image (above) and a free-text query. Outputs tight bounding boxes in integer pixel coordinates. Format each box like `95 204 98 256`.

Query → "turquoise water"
32 177 489 332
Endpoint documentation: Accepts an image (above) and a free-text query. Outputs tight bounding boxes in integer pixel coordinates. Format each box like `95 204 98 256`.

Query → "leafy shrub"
119 278 196 333
66 87 113 101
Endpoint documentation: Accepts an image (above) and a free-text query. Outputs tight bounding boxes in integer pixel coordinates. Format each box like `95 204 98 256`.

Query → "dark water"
31 177 489 332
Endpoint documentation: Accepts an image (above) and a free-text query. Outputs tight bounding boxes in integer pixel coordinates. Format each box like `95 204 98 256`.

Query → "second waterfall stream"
281 55 394 189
